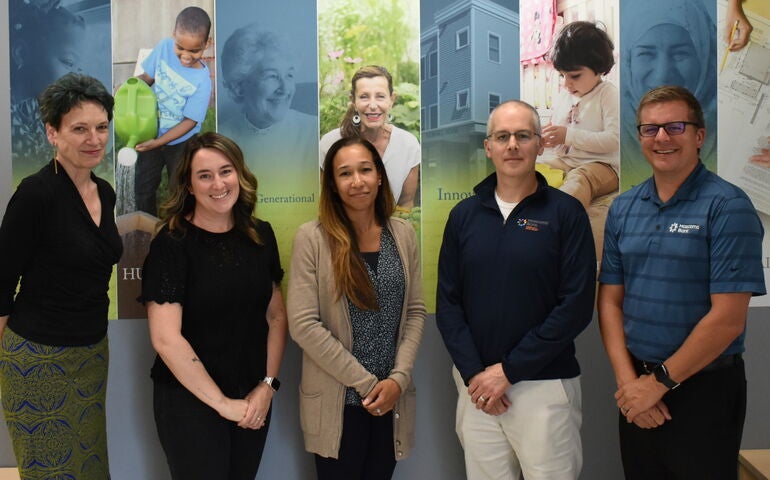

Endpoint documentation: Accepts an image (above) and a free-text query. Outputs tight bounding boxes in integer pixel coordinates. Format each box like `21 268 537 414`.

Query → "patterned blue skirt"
0 327 110 479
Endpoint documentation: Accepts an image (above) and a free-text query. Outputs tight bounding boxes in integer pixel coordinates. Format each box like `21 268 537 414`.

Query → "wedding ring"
479 395 486 403
376 408 382 415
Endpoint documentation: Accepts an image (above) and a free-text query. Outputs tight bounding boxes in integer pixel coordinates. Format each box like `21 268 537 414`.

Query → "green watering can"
114 77 158 166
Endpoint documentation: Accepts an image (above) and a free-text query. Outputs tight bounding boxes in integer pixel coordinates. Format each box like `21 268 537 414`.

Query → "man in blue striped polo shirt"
598 85 765 480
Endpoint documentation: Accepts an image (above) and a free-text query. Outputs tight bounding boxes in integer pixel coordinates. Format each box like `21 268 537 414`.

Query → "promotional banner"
717 0 770 306
520 0 620 260
620 0 718 190
216 0 319 279
420 0 519 310
8 0 115 316
8 0 767 314
111 0 215 318
317 0 421 264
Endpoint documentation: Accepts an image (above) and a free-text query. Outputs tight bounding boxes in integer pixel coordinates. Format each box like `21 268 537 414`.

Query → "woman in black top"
0 73 122 479
141 131 287 480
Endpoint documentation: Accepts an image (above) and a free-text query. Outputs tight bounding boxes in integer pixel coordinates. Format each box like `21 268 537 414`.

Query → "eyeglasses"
486 130 541 145
637 121 700 137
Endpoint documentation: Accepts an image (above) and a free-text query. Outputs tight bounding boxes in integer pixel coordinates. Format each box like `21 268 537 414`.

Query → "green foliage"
318 0 420 139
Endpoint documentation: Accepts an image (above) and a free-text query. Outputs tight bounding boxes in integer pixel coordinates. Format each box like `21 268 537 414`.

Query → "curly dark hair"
549 21 615 75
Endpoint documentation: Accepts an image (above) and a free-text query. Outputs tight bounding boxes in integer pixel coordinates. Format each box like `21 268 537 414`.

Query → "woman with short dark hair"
0 72 122 479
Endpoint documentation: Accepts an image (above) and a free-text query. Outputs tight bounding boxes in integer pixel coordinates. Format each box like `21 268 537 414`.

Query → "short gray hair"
487 100 542 136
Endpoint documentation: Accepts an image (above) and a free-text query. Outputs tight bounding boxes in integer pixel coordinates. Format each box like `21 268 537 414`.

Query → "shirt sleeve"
0 178 46 315
181 70 212 125
709 195 766 295
140 39 163 79
140 228 188 305
598 201 625 285
258 220 284 285
435 207 486 384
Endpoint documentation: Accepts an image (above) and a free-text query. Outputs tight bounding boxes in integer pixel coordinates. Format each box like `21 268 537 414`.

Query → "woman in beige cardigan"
288 136 425 479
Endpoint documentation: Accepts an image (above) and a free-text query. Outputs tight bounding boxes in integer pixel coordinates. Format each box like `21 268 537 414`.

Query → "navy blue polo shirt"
599 163 765 362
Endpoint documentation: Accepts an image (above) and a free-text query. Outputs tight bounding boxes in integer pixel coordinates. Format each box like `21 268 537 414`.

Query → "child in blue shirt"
134 6 212 216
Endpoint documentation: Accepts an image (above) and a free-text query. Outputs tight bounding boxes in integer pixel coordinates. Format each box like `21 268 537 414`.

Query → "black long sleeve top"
0 160 123 346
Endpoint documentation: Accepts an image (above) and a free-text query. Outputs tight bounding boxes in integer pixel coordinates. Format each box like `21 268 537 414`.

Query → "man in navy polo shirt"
598 85 765 480
437 100 596 480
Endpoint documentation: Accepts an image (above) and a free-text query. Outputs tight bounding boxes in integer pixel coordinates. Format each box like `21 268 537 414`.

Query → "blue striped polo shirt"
599 163 766 362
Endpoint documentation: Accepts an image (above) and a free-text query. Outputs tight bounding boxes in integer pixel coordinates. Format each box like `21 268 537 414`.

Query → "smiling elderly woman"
218 23 317 190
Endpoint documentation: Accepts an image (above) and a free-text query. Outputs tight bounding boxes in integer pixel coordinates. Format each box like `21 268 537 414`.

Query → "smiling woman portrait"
620 0 717 188
0 73 122 480
140 131 288 480
219 23 317 184
289 136 425 480
320 66 421 209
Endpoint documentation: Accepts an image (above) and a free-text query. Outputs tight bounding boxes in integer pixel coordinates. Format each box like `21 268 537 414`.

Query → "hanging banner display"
217 0 319 279
8 0 116 316
8 0 769 314
718 0 770 306
111 0 216 318
420 0 519 310
620 0 718 190
317 0 421 274
520 0 620 261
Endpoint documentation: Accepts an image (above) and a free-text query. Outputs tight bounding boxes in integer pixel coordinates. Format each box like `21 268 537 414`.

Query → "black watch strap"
652 363 680 390
263 376 281 392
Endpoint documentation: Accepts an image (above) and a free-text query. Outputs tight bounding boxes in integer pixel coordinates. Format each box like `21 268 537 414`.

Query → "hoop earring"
388 112 393 122
352 112 361 126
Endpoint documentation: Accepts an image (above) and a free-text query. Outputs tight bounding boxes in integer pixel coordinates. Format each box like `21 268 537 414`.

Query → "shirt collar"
640 161 706 206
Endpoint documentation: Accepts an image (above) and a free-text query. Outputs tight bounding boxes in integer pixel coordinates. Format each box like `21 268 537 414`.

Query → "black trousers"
619 358 746 480
134 140 187 216
315 405 396 480
153 381 270 480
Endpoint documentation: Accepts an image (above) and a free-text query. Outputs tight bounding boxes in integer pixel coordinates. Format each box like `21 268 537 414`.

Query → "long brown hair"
340 65 394 139
159 132 262 244
319 137 395 310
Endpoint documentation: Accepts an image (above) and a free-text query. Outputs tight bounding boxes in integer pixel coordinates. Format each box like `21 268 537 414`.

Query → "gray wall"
0 0 769 478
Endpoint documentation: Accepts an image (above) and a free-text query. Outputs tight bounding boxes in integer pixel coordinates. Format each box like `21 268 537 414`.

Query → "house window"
421 107 427 127
421 56 427 81
429 51 438 78
457 27 469 49
489 93 501 113
489 33 500 63
457 89 469 109
429 104 438 129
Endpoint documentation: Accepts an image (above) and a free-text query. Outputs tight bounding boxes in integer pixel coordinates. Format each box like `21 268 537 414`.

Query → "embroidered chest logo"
668 222 701 234
517 218 549 232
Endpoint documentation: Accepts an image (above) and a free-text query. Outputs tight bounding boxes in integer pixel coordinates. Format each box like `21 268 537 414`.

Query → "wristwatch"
262 376 281 392
652 363 680 390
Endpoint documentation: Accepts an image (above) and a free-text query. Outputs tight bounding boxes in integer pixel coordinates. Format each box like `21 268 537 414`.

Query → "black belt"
632 353 742 376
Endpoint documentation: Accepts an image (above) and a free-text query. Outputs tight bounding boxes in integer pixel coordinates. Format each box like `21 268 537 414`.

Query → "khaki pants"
453 367 583 480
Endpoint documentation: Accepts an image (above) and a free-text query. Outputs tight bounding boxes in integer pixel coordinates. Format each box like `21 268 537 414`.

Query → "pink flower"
344 57 363 64
331 72 345 85
327 49 344 60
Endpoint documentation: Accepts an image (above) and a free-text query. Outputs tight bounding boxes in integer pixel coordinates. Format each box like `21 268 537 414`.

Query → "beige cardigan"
287 217 426 460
